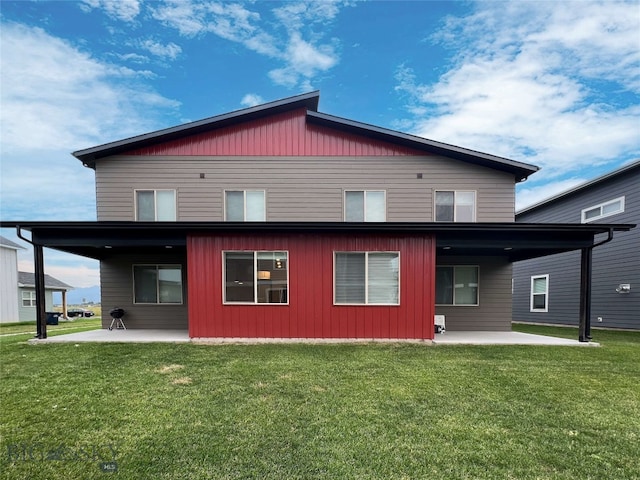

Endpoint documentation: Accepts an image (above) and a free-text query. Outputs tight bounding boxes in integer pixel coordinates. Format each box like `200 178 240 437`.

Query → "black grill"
110 308 125 319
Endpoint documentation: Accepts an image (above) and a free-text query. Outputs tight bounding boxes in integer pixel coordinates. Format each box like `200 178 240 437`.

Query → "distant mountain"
65 285 101 305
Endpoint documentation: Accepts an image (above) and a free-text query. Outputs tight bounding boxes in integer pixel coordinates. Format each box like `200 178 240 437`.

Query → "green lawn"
1 326 639 479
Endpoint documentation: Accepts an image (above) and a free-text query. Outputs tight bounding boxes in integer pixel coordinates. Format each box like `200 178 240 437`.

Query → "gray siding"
513 165 639 329
436 256 512 331
18 289 54 322
100 253 188 330
95 155 516 222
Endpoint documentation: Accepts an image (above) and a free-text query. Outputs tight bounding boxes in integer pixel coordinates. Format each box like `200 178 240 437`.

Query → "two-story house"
513 160 639 330
3 92 632 340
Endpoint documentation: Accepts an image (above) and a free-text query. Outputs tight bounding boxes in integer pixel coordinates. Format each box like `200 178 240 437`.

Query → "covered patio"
2 220 633 343
28 328 596 346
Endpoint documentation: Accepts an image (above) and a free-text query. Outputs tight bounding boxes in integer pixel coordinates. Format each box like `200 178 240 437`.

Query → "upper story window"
22 291 36 307
435 191 476 222
133 265 183 304
224 251 288 304
334 252 400 305
225 190 266 221
136 190 176 221
581 197 625 223
436 266 479 306
530 274 549 312
344 191 386 222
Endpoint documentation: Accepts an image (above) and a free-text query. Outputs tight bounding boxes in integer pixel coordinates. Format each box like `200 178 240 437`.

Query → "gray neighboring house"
17 272 73 322
1 235 24 323
513 160 639 330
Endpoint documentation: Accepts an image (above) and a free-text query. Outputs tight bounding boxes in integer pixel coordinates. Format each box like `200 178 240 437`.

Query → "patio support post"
34 243 47 339
578 247 592 342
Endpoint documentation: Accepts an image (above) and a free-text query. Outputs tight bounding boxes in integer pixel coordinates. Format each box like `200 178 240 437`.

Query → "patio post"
578 246 592 342
34 243 47 339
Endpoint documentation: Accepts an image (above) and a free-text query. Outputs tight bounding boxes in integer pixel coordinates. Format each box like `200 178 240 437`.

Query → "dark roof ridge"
307 110 538 181
73 91 320 167
517 159 640 215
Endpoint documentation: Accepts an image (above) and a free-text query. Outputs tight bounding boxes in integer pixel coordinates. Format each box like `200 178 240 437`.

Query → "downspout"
17 226 47 339
578 228 614 342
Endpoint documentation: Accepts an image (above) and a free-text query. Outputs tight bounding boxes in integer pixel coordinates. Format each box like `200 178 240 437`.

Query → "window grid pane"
158 266 182 303
367 253 399 304
136 191 155 221
225 191 245 221
134 266 158 303
365 191 386 222
345 191 365 222
435 191 454 221
156 191 176 221
335 253 366 303
246 191 266 221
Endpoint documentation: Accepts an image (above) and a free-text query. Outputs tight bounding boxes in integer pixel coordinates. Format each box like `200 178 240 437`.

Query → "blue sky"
1 0 639 288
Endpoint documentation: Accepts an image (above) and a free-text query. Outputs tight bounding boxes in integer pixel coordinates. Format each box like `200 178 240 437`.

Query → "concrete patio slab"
432 331 598 346
29 329 190 344
28 329 597 346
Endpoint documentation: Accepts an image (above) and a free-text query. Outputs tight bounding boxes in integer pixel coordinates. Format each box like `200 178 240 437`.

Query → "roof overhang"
73 91 321 167
1 221 633 262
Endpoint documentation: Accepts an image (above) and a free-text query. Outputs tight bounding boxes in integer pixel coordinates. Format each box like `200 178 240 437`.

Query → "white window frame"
581 196 625 223
434 190 477 222
343 190 387 222
22 290 36 307
132 264 183 305
333 251 400 306
224 190 266 221
435 265 480 306
134 189 177 221
530 274 549 313
222 251 289 305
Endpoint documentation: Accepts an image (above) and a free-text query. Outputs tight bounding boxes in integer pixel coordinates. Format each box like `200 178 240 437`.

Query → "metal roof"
72 91 539 181
73 91 321 166
18 271 73 290
1 221 633 263
0 235 24 250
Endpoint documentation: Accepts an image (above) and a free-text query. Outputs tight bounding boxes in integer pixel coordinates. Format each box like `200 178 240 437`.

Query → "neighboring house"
17 272 72 322
513 160 639 330
0 235 23 323
1 92 632 340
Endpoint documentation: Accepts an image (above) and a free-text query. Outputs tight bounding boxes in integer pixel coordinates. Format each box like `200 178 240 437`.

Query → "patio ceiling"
1 221 633 262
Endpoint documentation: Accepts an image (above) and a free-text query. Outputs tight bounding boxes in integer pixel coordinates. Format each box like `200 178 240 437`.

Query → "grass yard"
1 326 639 479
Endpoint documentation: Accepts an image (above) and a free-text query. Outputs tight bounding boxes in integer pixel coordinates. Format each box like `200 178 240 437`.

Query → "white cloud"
240 94 265 107
516 177 587 212
0 22 181 224
18 259 100 289
396 1 640 183
80 0 141 22
140 40 182 60
151 0 346 89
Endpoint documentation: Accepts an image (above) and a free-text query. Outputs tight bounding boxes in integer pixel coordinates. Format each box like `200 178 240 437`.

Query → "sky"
1 0 639 289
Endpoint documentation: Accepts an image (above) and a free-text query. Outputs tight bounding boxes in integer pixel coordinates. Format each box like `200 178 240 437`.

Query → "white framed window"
344 190 386 221
22 291 36 307
135 190 176 221
436 266 479 306
581 197 625 223
224 251 288 304
133 265 183 304
530 275 549 312
225 190 266 221
435 191 476 222
334 252 400 305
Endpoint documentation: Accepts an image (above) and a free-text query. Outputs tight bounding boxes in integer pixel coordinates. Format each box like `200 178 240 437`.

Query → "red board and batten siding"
187 234 436 340
127 109 426 157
